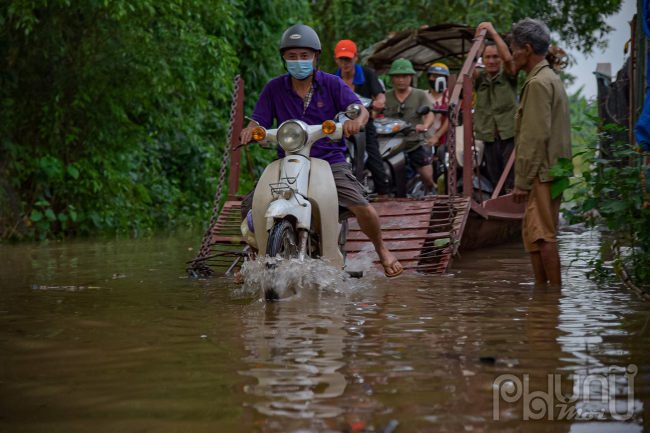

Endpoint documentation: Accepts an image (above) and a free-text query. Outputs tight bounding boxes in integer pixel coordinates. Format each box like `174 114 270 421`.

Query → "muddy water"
0 230 648 432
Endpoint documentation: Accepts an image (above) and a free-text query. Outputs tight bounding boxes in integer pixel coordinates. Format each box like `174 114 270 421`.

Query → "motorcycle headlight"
277 120 307 152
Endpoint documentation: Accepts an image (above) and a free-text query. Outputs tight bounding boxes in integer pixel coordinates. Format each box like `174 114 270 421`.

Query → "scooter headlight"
277 120 307 152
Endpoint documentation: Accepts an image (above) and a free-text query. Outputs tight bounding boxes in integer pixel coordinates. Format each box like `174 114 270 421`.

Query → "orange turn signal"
322 120 336 135
251 126 266 141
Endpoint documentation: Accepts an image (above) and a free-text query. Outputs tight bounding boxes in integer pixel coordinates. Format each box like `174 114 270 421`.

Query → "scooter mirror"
416 105 431 116
345 104 362 120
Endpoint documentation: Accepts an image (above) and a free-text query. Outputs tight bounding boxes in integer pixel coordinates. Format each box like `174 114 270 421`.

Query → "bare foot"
234 271 245 284
378 248 403 277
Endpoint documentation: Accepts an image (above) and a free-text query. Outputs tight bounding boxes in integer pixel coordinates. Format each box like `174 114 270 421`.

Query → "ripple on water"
0 230 647 432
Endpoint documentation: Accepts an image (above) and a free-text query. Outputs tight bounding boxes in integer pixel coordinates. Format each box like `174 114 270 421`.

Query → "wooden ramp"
195 200 247 274
198 196 471 275
347 196 470 275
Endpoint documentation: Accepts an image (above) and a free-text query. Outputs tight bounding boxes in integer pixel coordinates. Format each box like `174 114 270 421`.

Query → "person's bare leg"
538 240 562 286
348 204 403 275
530 251 548 284
416 165 435 192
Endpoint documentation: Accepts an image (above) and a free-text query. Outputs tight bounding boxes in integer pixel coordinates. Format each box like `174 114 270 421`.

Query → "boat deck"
199 196 471 276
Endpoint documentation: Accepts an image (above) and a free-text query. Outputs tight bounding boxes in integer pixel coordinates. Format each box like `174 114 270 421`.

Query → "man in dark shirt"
239 25 403 278
334 39 391 198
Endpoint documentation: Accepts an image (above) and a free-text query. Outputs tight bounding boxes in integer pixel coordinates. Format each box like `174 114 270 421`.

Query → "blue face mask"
286 59 314 80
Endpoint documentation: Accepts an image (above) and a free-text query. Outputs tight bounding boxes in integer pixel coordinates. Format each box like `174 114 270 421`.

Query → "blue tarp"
635 0 650 150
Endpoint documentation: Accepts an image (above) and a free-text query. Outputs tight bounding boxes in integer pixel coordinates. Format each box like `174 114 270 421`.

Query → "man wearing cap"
334 39 391 198
473 22 519 194
384 59 436 193
425 63 450 180
238 25 403 278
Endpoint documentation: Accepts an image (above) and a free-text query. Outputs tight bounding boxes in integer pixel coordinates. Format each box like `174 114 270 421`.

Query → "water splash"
232 246 389 300
234 255 354 300
344 243 383 277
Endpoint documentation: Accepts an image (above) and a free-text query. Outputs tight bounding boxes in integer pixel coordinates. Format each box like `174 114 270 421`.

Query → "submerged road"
0 230 648 432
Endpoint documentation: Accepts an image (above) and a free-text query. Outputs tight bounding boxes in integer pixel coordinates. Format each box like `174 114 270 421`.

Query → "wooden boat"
188 25 524 277
366 24 525 253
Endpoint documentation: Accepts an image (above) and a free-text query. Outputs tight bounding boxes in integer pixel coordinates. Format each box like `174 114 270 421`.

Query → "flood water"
0 229 648 432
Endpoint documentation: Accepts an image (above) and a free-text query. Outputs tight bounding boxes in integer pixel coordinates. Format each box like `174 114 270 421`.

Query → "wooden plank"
347 231 449 241
491 149 516 199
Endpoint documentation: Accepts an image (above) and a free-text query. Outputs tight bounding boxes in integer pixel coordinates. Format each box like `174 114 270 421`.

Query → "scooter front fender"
265 197 312 231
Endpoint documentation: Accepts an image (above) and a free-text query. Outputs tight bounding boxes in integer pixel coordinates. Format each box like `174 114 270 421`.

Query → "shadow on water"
0 229 647 432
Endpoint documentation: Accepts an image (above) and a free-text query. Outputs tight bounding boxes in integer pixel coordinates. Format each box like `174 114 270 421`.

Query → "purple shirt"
251 70 361 164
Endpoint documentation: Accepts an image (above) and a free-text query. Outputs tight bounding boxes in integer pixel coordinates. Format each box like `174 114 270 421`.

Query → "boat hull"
459 213 522 251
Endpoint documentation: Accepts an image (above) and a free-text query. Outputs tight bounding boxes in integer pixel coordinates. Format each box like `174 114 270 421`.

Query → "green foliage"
1 0 240 239
523 0 622 54
553 119 650 289
548 157 573 199
0 0 308 240
312 0 622 72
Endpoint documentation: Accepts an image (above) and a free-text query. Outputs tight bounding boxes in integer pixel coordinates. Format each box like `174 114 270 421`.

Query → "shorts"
407 145 433 168
522 177 562 252
240 162 369 221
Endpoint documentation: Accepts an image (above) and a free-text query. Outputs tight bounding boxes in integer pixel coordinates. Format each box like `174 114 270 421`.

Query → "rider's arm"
477 22 516 77
343 105 369 138
422 112 434 130
371 93 386 113
240 82 274 144
368 68 386 113
240 120 260 145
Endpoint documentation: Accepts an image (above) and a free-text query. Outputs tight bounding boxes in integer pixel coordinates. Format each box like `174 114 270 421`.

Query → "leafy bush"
0 0 308 241
553 119 650 288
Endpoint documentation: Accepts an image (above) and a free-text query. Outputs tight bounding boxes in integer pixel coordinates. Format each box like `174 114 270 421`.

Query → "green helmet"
388 58 416 75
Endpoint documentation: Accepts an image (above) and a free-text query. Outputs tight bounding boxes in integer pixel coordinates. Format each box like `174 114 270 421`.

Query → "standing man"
334 39 391 198
509 18 572 286
473 22 519 193
383 59 435 193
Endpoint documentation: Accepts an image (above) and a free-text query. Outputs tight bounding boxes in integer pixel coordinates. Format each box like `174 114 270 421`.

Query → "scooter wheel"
266 219 299 260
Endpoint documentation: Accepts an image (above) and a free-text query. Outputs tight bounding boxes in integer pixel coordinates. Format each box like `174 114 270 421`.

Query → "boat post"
462 77 473 198
228 80 246 200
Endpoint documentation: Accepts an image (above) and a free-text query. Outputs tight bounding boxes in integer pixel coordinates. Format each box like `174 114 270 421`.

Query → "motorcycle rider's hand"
426 136 439 147
372 99 385 112
240 126 254 145
343 119 362 138
414 124 427 134
240 120 260 145
512 187 529 204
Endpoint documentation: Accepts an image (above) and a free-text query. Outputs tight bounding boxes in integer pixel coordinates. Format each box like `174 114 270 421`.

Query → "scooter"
372 106 433 198
242 104 363 300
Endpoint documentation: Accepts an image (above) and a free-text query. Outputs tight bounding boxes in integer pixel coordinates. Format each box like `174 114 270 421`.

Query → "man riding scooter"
383 59 436 194
237 25 403 281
